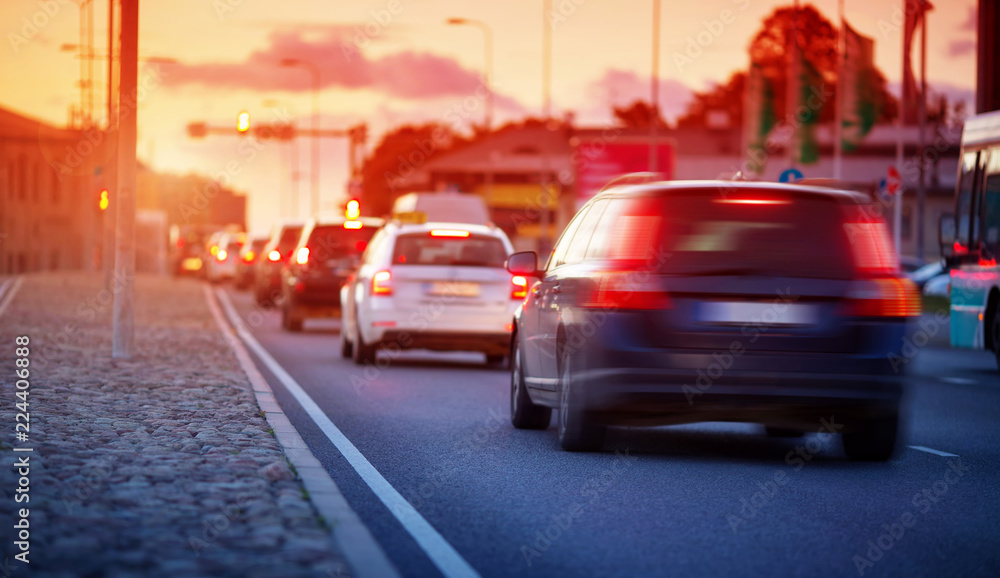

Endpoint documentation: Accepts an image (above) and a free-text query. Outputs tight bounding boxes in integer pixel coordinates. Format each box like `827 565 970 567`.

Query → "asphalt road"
221 286 1000 578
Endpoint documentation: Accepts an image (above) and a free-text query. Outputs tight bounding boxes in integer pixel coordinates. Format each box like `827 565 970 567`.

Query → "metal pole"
916 2 927 261
649 0 660 172
112 0 138 359
103 0 117 289
540 0 552 255
833 0 843 180
310 66 319 217
894 0 905 254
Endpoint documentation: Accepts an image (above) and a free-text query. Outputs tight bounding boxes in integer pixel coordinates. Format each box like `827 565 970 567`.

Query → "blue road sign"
778 168 804 183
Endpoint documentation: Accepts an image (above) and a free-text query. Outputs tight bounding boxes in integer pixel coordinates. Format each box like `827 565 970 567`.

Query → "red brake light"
268 249 281 262
217 249 228 261
511 275 528 299
581 271 671 310
356 240 368 252
344 220 363 229
296 247 310 265
430 229 470 237
372 270 392 295
844 278 921 317
713 198 791 206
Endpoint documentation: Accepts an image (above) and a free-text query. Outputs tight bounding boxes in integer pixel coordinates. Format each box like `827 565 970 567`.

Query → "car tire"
557 348 605 452
281 304 303 332
510 340 551 430
842 411 898 462
340 322 353 359
765 427 802 438
991 305 1000 371
352 313 377 365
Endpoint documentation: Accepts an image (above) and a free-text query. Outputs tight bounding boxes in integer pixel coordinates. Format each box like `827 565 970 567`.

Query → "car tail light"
372 270 392 296
344 220 363 229
581 271 671 310
430 229 470 237
217 249 228 261
511 276 528 299
842 209 898 276
843 278 921 317
712 198 791 206
243 250 256 263
296 247 310 265
267 250 281 262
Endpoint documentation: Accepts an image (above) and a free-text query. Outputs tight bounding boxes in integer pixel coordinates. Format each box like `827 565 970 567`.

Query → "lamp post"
649 0 661 172
280 58 320 217
445 18 494 131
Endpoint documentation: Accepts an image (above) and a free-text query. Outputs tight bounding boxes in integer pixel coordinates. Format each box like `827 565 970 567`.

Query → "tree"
612 100 668 129
675 4 896 128
360 124 465 216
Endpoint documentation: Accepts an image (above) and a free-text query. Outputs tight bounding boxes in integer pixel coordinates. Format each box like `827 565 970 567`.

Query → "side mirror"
506 251 540 277
938 213 956 256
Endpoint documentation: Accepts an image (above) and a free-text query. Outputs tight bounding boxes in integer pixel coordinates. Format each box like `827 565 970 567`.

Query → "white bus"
940 109 1000 369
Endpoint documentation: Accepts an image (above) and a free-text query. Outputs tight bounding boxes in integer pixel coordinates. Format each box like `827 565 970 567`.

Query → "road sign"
877 178 891 203
887 165 902 196
779 168 804 183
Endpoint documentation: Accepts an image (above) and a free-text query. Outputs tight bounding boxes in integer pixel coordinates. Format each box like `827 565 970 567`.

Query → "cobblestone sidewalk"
0 273 348 577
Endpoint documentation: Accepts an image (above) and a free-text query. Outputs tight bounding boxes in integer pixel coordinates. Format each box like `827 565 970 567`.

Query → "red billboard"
571 134 675 206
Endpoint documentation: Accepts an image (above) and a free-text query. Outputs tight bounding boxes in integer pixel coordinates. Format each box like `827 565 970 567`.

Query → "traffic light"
237 111 250 134
99 188 109 211
345 198 360 219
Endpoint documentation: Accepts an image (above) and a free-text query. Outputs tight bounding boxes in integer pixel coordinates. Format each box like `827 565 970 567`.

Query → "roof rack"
599 172 667 192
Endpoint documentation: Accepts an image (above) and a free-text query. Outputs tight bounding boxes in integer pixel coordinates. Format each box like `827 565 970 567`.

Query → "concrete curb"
204 285 401 578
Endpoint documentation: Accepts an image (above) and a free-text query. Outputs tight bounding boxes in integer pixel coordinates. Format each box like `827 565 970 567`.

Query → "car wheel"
352 312 377 365
339 322 353 359
557 348 605 452
765 427 802 438
510 340 551 430
842 411 898 461
991 306 1000 371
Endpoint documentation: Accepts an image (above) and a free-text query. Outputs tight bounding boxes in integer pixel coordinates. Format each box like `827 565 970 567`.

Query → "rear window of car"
307 225 377 259
391 233 507 267
590 190 855 279
277 226 303 249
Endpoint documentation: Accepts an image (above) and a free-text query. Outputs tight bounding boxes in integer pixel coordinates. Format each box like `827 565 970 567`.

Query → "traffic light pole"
112 0 137 359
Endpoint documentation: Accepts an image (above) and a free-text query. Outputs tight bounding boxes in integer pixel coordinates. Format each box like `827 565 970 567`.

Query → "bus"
940 109 1000 369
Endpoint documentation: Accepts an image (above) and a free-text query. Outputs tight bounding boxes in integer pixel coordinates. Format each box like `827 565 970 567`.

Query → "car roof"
388 221 506 237
596 179 870 204
309 216 385 228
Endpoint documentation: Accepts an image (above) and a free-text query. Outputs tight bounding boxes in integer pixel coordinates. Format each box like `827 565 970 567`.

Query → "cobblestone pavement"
0 273 349 577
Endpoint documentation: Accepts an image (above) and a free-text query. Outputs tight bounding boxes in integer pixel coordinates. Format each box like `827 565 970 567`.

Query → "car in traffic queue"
169 223 223 277
254 220 305 306
205 231 245 283
505 179 920 460
340 218 519 366
235 234 269 290
279 215 384 332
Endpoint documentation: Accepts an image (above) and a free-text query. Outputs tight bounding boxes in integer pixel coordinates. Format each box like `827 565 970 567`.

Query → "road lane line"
909 445 960 458
0 276 23 319
204 286 400 578
214 287 481 578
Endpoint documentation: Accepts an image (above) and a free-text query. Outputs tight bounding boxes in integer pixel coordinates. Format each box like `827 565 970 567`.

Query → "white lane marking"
0 277 23 319
204 286 400 578
941 377 976 385
215 288 481 578
909 445 960 458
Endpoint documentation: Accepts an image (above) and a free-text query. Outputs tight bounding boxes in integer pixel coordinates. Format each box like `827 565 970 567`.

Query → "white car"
340 221 521 366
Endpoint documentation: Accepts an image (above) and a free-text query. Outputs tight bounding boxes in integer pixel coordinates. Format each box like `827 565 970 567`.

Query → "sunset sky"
1 0 978 234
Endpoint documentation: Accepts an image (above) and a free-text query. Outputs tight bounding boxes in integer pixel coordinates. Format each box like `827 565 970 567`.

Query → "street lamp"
280 58 320 217
445 18 494 131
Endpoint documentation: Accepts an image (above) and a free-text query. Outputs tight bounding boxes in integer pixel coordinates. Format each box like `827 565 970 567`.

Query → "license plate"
427 281 480 297
698 301 817 326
